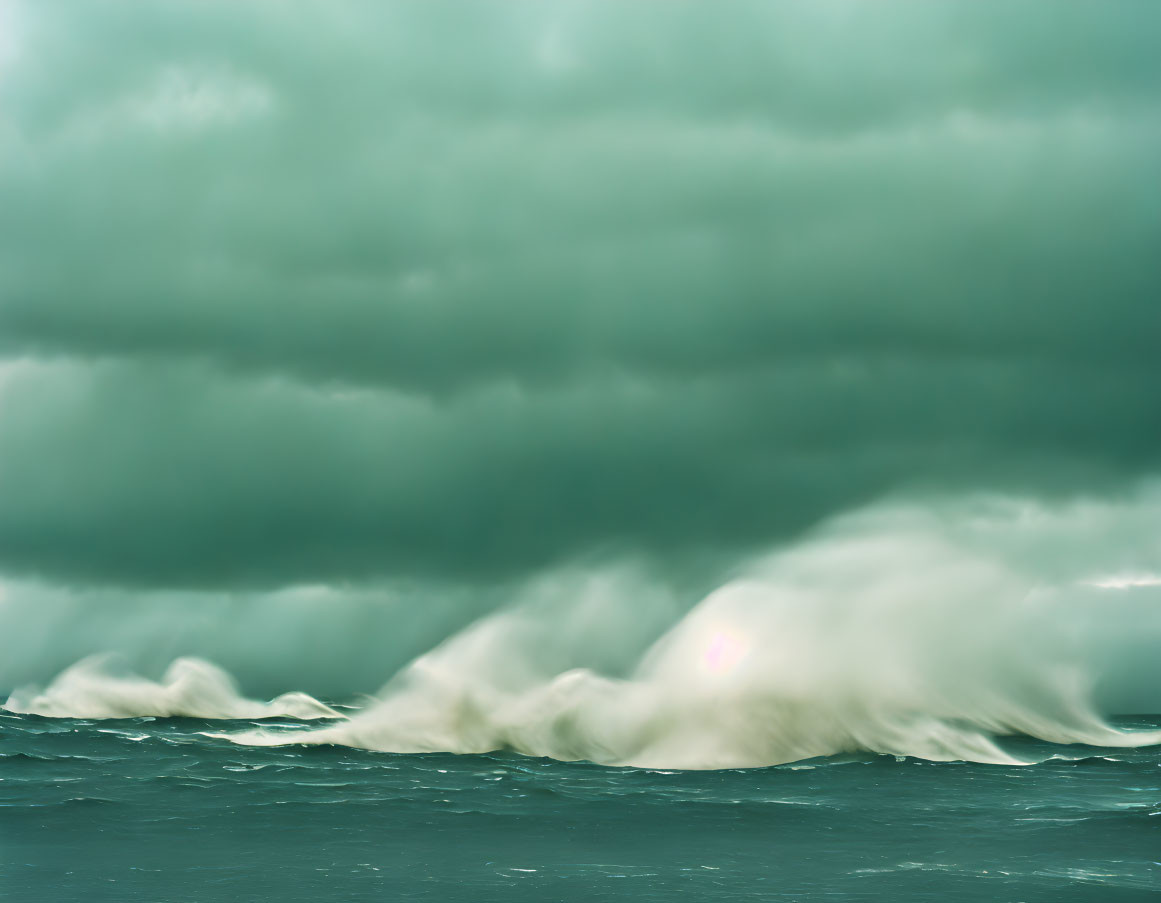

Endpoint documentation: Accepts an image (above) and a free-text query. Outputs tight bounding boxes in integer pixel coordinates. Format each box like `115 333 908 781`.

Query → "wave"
224 499 1161 767
8 495 1161 768
3 655 340 720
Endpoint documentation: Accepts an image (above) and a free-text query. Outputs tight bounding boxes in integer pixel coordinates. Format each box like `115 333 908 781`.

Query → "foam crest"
3 655 341 720
11 492 1161 767
229 500 1161 767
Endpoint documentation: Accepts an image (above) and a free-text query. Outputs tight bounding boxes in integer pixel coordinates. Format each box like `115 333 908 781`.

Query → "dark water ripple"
1 712 1158 902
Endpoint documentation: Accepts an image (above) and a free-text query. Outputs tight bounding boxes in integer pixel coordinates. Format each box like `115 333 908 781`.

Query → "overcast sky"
0 1 1157 700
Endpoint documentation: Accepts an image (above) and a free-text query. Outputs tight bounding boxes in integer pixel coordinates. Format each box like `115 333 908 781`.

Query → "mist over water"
10 489 1160 769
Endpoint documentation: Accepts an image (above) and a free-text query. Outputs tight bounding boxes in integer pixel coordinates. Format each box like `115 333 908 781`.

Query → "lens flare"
701 629 749 676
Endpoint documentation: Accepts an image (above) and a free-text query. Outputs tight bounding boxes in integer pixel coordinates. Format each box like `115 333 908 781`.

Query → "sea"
3 710 1158 903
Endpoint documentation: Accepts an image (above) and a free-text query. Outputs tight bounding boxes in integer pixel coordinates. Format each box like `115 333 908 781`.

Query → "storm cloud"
0 2 1158 703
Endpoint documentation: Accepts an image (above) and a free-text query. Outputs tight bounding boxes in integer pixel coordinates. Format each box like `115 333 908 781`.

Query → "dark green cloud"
0 0 1157 590
0 352 1152 588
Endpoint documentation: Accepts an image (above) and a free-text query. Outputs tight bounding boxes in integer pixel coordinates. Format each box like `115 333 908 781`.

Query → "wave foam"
228 504 1161 767
10 495 1161 767
3 655 340 720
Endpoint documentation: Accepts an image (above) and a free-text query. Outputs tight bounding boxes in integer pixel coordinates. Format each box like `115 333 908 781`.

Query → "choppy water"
3 711 1158 902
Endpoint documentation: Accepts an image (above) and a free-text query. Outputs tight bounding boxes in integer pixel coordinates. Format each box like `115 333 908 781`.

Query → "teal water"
2 711 1158 902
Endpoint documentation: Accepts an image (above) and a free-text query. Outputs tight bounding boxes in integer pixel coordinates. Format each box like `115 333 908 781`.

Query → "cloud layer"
2 1 1157 589
0 2 1157 710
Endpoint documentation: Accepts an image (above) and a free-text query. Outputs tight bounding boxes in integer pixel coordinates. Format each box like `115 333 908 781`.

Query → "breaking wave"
4 655 340 720
8 494 1161 768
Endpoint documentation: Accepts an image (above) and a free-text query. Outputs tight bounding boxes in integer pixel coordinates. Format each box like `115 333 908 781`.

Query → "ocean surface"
2 711 1158 903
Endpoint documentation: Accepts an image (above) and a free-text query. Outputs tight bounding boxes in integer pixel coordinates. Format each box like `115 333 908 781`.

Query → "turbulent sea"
5 505 1161 900
3 710 1159 903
